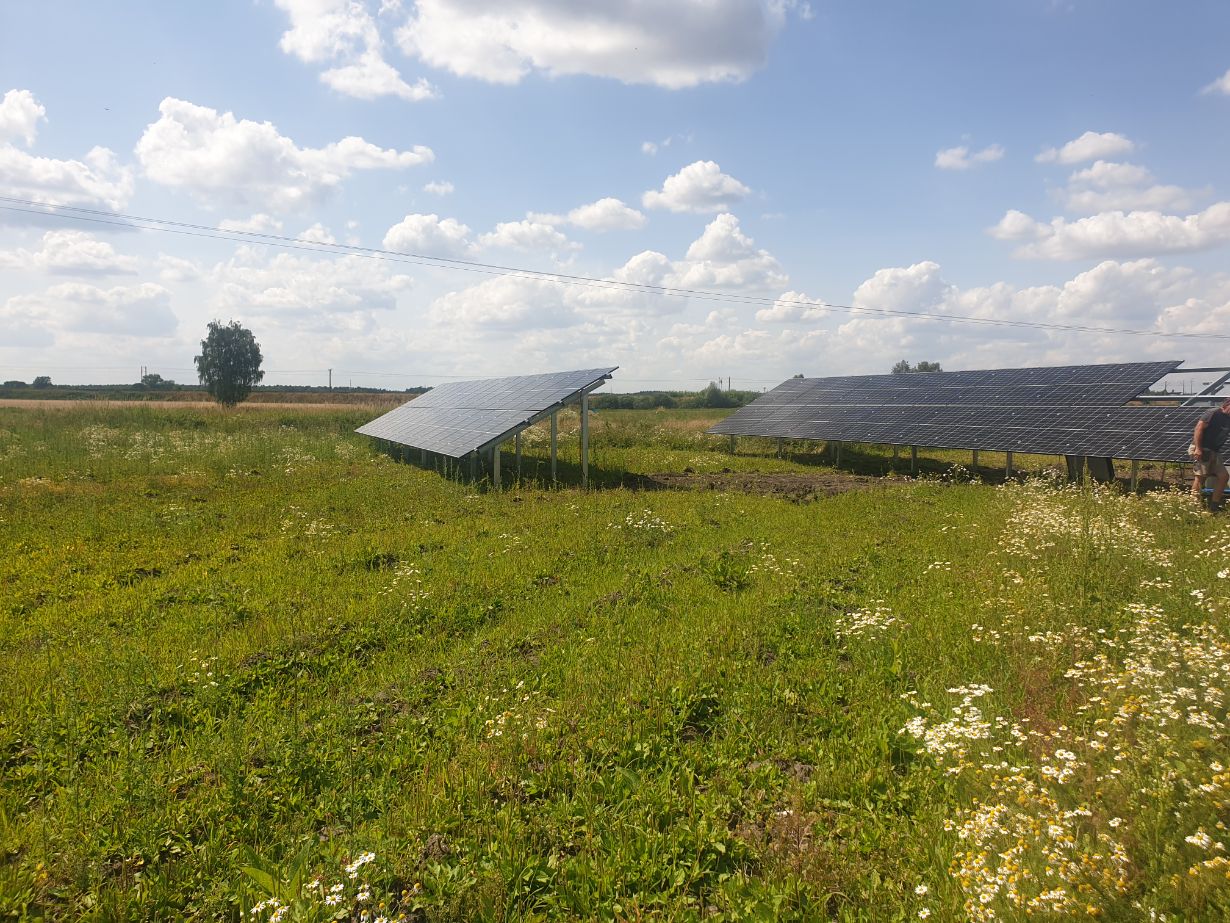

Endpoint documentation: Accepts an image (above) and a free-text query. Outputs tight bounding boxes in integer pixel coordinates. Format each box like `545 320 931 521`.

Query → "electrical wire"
3 195 1228 341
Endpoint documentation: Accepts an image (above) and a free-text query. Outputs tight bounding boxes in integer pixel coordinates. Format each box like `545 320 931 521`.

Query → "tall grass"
0 406 1225 920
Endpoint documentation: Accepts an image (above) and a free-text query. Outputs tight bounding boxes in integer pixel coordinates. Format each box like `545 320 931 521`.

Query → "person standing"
1191 397 1230 512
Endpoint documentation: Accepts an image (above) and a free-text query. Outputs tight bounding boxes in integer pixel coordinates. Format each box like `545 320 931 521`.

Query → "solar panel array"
357 367 616 458
710 361 1202 462
746 361 1181 408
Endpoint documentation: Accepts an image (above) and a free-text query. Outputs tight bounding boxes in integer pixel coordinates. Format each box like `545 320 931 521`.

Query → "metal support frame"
1006 451 1014 477
835 440 843 466
910 445 918 474
1065 455 1085 483
580 393 590 489
1128 365 1230 404
1130 459 1140 492
971 450 979 468
550 413 558 481
369 371 613 489
1182 368 1230 407
729 434 737 454
1087 457 1115 483
776 437 784 457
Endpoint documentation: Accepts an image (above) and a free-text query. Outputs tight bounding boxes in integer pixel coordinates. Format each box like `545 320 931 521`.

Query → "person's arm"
1194 418 1208 454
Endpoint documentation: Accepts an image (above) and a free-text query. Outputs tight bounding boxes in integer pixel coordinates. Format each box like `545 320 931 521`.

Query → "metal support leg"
776 437 784 457
550 412 558 481
581 393 589 489
492 446 500 489
1130 459 1140 492
1065 455 1084 483
1087 457 1114 483
971 450 979 468
910 445 918 474
835 440 842 466
515 432 522 484
421 447 427 465
1006 451 1014 478
729 435 736 454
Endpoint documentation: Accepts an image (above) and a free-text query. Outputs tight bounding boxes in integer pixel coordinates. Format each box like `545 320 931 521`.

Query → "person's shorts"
1194 448 1225 478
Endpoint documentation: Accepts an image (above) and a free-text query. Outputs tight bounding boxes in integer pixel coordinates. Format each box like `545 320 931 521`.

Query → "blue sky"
2 0 1229 390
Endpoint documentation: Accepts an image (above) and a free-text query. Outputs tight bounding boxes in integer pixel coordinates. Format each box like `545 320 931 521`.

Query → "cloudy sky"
2 0 1230 390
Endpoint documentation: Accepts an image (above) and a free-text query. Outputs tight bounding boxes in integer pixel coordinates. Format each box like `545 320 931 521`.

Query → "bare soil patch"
631 470 885 501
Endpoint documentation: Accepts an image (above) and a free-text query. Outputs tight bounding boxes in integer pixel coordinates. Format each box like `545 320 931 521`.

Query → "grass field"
1 404 1228 921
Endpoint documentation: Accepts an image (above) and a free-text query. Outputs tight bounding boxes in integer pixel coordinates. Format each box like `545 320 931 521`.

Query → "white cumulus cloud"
157 254 203 284
321 50 436 101
382 213 474 257
1201 68 1230 96
478 219 579 254
935 143 1004 170
424 211 789 342
0 138 133 211
989 202 1230 260
988 209 1046 242
298 222 336 244
1060 160 1194 214
275 0 436 101
218 214 285 234
0 89 46 146
756 290 828 323
670 213 786 291
396 0 805 89
642 160 751 214
6 282 177 336
590 214 789 310
1036 131 1134 165
136 97 433 211
741 257 1223 374
0 230 137 275
853 261 955 315
429 274 578 332
423 179 454 196
213 246 413 318
529 197 646 231
0 298 55 347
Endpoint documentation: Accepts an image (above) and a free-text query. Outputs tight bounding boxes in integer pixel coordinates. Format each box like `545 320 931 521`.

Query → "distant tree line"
3 376 53 388
591 381 761 410
891 360 943 374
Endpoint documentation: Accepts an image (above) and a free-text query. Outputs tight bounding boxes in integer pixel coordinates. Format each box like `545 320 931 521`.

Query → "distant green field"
1 405 1227 921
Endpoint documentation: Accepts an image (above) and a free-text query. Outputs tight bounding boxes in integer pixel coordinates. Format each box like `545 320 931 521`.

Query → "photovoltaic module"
356 367 616 459
709 361 1205 462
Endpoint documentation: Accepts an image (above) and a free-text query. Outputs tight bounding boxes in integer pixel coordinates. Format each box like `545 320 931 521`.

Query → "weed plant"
0 405 1226 920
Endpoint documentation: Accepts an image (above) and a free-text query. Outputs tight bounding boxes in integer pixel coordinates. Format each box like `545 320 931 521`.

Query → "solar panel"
732 361 1180 409
356 367 617 458
710 361 1199 461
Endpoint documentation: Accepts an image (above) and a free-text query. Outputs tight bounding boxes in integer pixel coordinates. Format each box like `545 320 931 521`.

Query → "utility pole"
328 368 332 390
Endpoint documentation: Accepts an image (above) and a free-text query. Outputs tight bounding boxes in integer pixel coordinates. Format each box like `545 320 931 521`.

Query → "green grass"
1 405 1227 921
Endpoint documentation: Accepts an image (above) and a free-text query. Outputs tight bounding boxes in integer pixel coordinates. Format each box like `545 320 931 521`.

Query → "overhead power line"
2 195 1228 341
